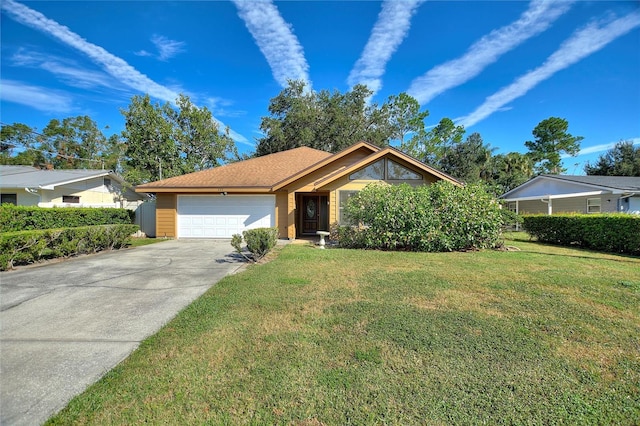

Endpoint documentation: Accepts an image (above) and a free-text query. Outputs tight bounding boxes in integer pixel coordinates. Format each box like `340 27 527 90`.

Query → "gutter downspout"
540 197 552 215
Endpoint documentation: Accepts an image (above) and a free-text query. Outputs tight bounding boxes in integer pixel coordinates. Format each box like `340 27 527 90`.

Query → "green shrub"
0 205 134 233
523 214 640 255
335 181 505 252
0 224 139 270
231 227 279 262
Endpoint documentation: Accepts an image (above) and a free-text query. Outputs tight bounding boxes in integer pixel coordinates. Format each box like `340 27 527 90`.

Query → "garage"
177 195 275 238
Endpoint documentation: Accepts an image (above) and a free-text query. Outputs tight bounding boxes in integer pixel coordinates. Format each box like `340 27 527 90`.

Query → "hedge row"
0 224 139 271
522 214 640 255
0 205 134 233
335 182 506 252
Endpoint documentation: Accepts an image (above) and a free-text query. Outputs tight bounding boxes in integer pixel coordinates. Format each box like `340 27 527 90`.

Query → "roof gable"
501 175 640 200
313 146 462 188
271 141 380 190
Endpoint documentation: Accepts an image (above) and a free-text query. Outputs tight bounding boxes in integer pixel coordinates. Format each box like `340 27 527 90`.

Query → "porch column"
547 198 553 215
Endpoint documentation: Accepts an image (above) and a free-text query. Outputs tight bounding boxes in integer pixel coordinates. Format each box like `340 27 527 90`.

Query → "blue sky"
1 0 639 174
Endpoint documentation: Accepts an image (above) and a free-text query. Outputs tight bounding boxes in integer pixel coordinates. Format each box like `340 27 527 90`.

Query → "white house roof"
501 174 640 201
0 165 122 190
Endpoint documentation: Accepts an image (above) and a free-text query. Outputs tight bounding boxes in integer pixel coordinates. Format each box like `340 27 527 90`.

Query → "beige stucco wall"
2 177 138 208
0 188 40 206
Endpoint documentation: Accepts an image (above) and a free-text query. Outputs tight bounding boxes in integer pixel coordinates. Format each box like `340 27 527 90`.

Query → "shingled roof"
135 146 332 192
539 174 640 191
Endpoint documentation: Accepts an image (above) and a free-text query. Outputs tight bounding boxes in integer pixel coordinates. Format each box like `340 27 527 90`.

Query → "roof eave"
135 186 273 194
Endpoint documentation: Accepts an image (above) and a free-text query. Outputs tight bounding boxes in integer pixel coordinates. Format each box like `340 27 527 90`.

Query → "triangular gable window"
349 159 422 181
349 159 384 180
387 159 422 180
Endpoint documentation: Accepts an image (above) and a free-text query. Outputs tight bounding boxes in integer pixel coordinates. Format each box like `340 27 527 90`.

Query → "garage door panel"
177 195 275 239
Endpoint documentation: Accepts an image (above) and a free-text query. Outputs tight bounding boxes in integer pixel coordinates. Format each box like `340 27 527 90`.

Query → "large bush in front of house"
0 205 134 233
335 182 504 252
231 227 279 262
523 214 640 255
0 224 139 271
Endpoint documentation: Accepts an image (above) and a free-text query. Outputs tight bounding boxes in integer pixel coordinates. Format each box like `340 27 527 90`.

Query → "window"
339 190 359 224
507 202 517 213
587 198 601 213
349 159 422 181
349 160 384 180
387 159 422 180
1 193 17 205
63 195 80 204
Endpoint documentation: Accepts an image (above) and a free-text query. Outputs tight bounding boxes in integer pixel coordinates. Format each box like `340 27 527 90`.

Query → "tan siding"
287 191 296 239
156 193 176 238
275 191 289 238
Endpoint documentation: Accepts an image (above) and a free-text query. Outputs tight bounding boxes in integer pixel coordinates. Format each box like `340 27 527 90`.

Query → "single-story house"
500 174 640 215
135 141 461 239
0 165 146 209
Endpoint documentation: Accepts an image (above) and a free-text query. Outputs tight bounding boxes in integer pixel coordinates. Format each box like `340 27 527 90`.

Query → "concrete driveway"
0 239 246 426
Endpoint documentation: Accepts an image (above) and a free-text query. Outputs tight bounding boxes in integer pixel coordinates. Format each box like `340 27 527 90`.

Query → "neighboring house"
500 174 640 215
135 141 461 239
0 165 146 209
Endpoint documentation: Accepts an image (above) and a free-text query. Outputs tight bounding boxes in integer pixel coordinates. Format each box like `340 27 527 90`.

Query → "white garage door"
177 195 275 238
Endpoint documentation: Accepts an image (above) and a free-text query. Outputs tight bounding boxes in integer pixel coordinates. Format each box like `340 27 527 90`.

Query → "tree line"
2 80 638 191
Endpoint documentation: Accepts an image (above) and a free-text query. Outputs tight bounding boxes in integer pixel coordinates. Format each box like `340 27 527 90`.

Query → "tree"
399 117 465 167
440 132 493 183
525 117 583 174
486 152 534 194
385 92 429 145
0 123 45 166
121 93 236 185
584 140 640 176
40 116 108 169
255 80 394 156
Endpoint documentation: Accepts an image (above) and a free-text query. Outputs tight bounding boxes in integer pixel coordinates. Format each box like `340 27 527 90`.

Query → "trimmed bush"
231 227 279 262
0 205 134 233
523 214 640 255
335 181 505 252
0 224 139 270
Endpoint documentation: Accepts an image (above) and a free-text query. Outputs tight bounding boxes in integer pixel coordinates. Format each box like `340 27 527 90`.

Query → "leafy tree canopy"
121 93 236 185
584 140 640 176
440 132 494 183
256 81 430 156
525 117 583 174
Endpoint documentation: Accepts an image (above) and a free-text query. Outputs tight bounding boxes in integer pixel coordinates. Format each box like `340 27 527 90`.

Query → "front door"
300 195 328 236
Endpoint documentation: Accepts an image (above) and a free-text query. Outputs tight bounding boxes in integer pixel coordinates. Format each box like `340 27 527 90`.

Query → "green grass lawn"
48 233 640 425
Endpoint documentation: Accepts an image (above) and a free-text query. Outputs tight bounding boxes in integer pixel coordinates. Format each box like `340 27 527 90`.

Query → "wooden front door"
302 196 319 234
300 195 328 236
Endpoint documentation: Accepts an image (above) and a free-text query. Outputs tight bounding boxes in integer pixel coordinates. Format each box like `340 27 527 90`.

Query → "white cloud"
232 0 310 88
408 0 572 105
134 50 153 58
151 34 186 61
566 137 640 158
1 79 74 113
12 49 118 90
348 0 424 96
459 11 640 128
1 0 178 102
1 0 248 143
